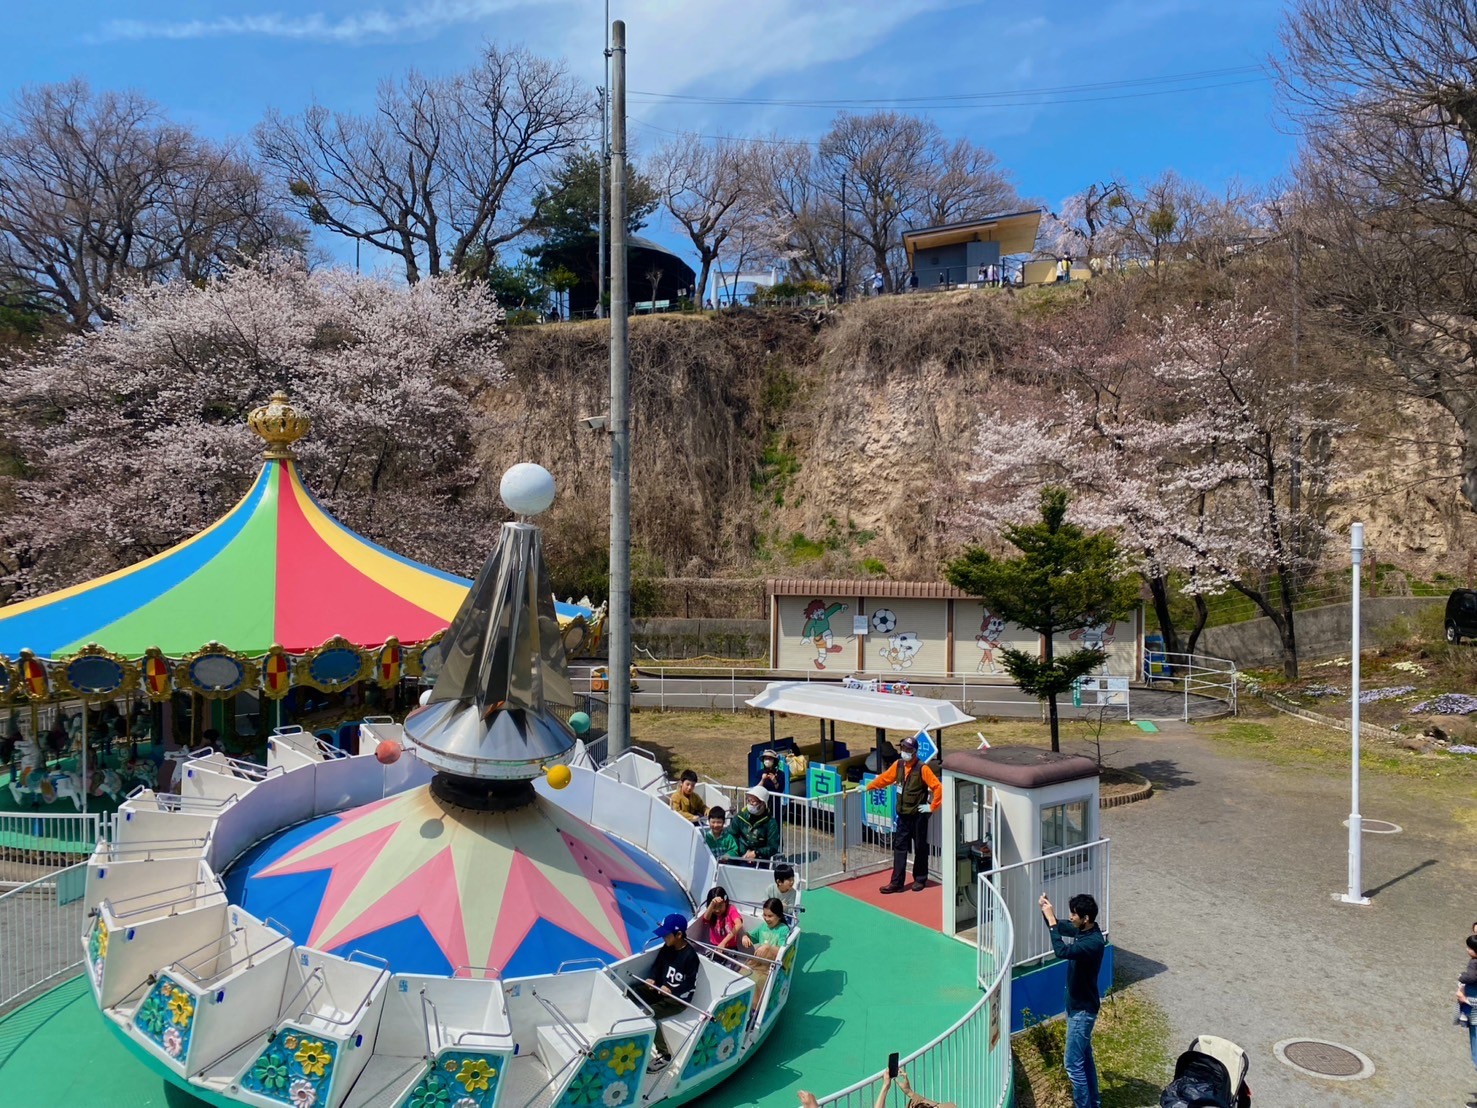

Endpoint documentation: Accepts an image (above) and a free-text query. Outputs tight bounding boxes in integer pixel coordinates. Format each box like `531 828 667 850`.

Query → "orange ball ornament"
375 740 402 765
546 764 572 790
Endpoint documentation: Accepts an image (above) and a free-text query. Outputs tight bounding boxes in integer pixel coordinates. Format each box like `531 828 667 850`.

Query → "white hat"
747 784 769 802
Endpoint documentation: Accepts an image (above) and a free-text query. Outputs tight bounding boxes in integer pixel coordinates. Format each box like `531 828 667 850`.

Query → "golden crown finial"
247 391 311 459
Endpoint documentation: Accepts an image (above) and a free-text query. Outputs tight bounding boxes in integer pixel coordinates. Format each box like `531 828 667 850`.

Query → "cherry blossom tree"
0 255 507 600
957 294 1342 677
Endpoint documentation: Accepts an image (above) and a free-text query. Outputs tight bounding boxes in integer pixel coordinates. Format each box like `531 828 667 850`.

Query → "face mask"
748 801 764 814
901 751 915 763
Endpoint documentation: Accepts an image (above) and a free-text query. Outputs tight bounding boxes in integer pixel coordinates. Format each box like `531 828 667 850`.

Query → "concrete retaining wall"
1197 597 1440 668
629 618 769 660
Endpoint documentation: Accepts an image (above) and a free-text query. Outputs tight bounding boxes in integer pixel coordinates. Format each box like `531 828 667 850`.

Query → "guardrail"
981 839 1110 968
0 811 103 870
0 862 89 1015
1140 652 1238 719
579 665 1087 717
816 873 1013 1107
577 662 1236 721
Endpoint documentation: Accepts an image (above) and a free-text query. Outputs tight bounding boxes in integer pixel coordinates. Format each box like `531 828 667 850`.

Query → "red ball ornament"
375 740 402 765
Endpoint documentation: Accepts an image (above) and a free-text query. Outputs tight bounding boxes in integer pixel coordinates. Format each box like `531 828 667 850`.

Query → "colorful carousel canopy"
0 393 598 664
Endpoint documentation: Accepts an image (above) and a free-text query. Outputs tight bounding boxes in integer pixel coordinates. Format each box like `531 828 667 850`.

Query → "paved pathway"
1101 725 1475 1107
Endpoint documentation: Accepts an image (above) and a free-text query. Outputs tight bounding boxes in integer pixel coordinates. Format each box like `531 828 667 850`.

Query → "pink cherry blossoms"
0 255 508 598
956 293 1345 675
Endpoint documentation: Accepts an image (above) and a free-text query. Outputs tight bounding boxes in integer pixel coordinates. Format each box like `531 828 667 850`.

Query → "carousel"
0 394 603 812
79 464 799 1108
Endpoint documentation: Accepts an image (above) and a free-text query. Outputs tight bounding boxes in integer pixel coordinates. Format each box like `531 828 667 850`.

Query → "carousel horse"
90 765 126 803
9 737 84 809
163 749 194 791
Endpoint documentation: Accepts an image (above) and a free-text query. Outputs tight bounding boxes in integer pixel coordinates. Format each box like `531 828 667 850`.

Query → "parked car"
1444 589 1477 643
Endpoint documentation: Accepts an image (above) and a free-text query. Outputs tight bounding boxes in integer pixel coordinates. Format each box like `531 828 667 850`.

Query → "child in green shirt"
703 806 737 859
740 897 792 983
746 898 792 952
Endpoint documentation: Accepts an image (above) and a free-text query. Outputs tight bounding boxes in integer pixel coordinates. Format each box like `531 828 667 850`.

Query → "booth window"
1040 799 1090 877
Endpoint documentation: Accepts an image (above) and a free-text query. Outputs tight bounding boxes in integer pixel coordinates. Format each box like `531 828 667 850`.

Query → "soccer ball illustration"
870 608 898 635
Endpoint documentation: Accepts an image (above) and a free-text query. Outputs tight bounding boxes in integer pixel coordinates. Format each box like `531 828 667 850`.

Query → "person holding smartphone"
797 1065 954 1108
1040 892 1105 1108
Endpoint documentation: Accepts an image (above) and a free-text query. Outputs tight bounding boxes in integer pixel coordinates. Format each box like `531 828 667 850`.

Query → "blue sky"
2 0 1299 271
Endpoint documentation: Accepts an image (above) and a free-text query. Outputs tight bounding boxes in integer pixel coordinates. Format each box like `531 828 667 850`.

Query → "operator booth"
939 746 1113 1031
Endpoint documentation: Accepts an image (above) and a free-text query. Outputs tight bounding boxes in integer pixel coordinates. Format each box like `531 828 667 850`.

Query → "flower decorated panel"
398 1050 508 1108
764 941 799 1026
553 1034 650 1107
87 916 108 993
133 974 196 1068
679 995 751 1082
240 1027 339 1107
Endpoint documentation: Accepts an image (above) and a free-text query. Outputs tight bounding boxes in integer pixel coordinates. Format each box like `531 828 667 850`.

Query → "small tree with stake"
945 487 1138 752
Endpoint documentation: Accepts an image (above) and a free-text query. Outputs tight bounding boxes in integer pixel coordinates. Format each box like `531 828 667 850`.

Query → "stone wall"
1197 597 1441 668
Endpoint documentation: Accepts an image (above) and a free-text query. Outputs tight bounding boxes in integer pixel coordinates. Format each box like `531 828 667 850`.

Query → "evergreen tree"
524 150 659 292
945 488 1138 752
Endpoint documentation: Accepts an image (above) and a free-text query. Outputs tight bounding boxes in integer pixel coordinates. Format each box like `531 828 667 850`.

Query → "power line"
629 64 1268 110
630 76 1267 148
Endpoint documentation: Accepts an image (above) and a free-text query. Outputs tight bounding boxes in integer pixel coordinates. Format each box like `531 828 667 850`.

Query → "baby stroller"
1160 1035 1251 1108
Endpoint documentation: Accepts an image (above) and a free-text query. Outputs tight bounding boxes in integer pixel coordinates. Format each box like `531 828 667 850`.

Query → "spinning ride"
82 466 798 1108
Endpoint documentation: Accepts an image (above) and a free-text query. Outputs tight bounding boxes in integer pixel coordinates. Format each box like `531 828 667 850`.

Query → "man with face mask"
730 785 781 862
864 736 941 893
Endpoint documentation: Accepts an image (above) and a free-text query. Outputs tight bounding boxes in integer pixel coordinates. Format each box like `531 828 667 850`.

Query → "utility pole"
597 1 610 319
597 86 607 320
1340 522 1369 905
607 19 631 758
839 172 848 302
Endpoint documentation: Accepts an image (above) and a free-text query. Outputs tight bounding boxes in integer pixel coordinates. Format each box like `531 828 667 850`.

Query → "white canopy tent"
745 681 974 770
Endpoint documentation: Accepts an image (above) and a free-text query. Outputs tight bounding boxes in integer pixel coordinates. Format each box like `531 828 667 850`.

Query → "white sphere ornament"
500 463 556 516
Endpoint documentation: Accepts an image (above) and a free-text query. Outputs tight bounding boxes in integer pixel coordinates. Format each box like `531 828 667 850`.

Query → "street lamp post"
1340 521 1370 905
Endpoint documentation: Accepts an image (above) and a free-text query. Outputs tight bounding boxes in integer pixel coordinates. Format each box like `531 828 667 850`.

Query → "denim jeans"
1064 1009 1101 1108
1469 1021 1477 1079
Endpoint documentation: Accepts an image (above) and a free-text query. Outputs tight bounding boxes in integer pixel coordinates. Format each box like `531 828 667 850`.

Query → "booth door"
952 780 995 932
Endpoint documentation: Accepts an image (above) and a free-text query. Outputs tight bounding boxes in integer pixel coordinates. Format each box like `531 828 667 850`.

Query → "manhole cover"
1274 1038 1375 1080
1341 818 1402 834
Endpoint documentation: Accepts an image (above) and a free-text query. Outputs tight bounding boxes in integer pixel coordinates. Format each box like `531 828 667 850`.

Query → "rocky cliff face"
485 293 1477 591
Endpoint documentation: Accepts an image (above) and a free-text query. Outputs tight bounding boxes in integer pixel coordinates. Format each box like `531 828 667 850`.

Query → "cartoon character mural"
975 608 1006 674
879 631 923 670
800 599 848 670
1069 621 1118 653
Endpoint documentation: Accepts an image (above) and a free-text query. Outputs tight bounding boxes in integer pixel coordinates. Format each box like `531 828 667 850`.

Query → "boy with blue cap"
636 912 700 1071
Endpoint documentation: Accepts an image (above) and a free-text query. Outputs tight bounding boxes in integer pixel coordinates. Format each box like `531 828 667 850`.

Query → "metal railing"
817 873 1013 1108
0 862 89 1016
980 838 1110 968
0 811 103 870
577 663 1232 722
1140 652 1238 719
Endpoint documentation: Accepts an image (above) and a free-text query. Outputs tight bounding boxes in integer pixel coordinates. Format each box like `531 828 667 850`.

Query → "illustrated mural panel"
859 599 946 676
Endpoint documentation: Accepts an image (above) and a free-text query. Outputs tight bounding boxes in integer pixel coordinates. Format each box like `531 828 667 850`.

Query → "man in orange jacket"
864 735 941 893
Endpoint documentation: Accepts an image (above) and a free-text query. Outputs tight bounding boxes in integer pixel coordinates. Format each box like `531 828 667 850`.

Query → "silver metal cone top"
404 521 577 780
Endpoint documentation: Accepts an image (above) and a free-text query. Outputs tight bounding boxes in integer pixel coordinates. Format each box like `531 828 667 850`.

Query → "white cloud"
93 0 526 44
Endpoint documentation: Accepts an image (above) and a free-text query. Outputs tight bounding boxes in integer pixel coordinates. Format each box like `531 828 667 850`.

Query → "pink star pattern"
257 786 679 976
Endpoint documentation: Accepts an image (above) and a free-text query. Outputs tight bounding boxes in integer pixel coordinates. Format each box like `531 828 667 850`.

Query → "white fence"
1140 652 1239 719
580 661 1237 720
817 874 1014 1108
982 839 1110 968
0 862 90 1016
0 812 103 872
680 776 905 889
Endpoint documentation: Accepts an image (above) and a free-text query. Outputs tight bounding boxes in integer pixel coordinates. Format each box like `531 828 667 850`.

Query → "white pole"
1340 521 1369 905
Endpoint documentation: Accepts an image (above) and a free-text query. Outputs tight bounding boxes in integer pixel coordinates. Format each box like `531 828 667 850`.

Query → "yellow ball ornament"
546 764 572 790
